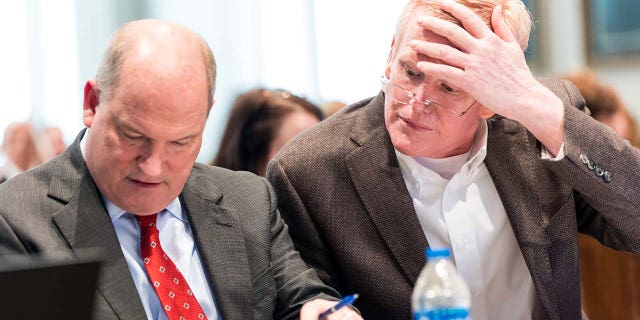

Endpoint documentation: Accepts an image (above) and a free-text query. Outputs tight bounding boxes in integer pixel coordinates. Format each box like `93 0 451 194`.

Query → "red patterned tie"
137 214 208 320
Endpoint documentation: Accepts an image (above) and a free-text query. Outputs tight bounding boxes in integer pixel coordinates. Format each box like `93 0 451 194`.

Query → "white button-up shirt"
396 121 535 320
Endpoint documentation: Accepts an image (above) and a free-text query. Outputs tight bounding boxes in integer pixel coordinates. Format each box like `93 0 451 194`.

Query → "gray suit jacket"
267 78 640 320
0 130 339 320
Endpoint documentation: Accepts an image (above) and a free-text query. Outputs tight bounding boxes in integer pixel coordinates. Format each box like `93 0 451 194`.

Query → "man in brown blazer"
268 1 640 319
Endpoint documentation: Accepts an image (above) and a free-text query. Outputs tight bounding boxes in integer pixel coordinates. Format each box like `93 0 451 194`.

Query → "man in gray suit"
268 1 640 320
0 20 362 320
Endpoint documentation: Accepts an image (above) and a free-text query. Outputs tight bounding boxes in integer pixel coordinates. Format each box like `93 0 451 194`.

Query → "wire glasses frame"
380 76 476 117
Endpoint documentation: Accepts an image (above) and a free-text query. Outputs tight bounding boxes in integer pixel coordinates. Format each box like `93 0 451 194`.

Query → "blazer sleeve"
262 176 341 320
266 159 342 292
543 80 640 253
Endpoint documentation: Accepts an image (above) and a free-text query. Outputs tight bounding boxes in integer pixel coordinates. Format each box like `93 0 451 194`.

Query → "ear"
387 36 396 61
385 35 397 79
478 104 495 119
83 80 100 128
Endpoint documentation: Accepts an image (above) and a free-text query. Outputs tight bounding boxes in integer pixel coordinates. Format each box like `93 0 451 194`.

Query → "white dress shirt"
80 129 220 320
396 121 535 320
0 159 24 181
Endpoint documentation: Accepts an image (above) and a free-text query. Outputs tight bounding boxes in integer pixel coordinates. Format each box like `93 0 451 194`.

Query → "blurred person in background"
0 122 42 183
321 100 347 118
38 126 67 161
212 88 323 176
564 68 640 146
563 68 640 319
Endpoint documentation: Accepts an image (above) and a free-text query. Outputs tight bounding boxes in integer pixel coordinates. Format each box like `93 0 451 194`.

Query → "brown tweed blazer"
0 130 340 320
268 78 640 320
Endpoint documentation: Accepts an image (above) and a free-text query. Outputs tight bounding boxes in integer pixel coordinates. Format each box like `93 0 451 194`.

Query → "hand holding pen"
318 294 359 319
299 294 361 320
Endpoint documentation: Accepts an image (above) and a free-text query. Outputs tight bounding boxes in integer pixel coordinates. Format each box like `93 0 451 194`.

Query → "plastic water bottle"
412 248 471 320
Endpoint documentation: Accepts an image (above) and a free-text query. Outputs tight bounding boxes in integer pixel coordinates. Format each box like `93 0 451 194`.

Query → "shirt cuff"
541 141 565 161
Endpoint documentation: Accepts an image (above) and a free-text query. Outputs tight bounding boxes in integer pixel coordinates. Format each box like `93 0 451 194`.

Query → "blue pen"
318 294 359 320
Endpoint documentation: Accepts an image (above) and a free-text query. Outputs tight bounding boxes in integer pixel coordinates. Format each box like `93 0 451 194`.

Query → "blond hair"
393 0 532 55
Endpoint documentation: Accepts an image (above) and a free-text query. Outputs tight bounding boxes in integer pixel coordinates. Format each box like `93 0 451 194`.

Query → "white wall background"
0 0 638 163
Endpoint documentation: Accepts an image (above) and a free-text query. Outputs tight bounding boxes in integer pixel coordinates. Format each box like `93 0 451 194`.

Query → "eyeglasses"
380 76 476 117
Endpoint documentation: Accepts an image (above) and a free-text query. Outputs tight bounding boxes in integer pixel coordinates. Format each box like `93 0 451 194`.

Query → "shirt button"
587 160 596 171
603 171 613 183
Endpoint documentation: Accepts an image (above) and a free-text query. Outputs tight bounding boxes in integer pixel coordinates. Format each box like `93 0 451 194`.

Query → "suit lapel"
484 117 556 319
345 96 428 285
181 175 252 320
50 133 147 319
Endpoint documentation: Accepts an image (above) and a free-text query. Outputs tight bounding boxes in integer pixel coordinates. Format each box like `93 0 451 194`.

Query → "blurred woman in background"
213 88 323 176
564 69 639 146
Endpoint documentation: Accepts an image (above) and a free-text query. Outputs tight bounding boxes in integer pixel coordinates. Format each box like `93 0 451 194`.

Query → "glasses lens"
382 76 475 117
385 80 423 106
387 84 411 105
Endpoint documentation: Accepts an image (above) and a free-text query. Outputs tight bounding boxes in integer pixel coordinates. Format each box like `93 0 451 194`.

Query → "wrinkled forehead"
396 2 496 48
393 9 448 62
395 13 454 65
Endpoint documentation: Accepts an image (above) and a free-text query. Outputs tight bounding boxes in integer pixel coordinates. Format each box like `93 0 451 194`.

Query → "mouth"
127 178 163 188
398 114 433 131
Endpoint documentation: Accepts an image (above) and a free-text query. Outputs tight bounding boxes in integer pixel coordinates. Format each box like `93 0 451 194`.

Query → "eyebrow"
116 120 144 137
398 59 467 93
119 119 200 143
399 57 418 68
172 133 199 143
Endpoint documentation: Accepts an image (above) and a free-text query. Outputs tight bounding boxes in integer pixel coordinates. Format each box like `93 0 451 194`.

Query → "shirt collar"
80 127 88 159
466 119 489 171
103 196 185 223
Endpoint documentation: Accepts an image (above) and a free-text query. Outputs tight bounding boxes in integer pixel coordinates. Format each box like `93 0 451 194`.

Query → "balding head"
95 20 216 110
82 20 214 215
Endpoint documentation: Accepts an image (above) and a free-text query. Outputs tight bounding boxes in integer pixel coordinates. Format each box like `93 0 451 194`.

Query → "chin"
117 197 165 215
393 142 421 157
126 205 164 216
397 140 447 158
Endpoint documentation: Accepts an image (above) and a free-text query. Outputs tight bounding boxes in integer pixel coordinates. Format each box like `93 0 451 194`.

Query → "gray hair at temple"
95 20 217 110
393 0 532 57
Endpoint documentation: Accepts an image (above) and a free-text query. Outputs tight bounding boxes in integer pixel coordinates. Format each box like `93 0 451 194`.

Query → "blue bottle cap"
425 248 451 259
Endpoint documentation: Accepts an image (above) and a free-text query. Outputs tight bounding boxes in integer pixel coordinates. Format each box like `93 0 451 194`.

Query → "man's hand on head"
411 0 565 155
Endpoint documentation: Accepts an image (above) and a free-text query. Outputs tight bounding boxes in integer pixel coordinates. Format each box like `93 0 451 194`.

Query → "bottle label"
413 308 469 320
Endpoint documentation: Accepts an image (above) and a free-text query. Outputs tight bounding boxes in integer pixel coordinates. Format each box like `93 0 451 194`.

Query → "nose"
410 86 437 115
407 97 427 115
137 144 163 178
